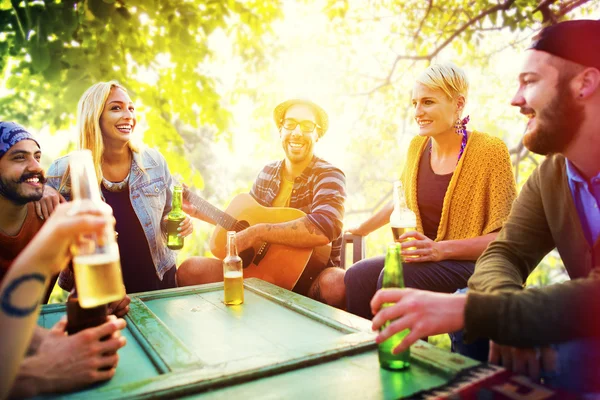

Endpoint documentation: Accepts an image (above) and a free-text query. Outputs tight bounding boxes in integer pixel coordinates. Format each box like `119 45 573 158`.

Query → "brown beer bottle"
66 288 108 335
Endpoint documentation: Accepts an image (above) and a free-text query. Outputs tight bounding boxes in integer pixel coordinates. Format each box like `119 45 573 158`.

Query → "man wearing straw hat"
178 99 347 308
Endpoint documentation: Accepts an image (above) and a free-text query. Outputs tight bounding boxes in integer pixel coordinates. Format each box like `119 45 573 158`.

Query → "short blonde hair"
416 62 469 102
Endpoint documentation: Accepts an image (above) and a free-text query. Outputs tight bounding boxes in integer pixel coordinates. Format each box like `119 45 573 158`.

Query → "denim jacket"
47 147 176 280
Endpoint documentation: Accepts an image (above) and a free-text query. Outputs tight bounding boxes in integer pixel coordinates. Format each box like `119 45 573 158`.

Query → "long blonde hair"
78 81 138 183
58 81 138 193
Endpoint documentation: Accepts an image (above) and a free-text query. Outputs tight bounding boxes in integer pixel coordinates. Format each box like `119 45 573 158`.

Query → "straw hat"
273 99 329 137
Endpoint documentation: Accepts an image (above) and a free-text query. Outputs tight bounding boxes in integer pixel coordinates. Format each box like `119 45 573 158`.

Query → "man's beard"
0 172 46 205
522 76 585 156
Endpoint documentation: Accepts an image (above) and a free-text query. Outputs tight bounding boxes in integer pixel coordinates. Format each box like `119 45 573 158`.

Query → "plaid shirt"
250 156 346 267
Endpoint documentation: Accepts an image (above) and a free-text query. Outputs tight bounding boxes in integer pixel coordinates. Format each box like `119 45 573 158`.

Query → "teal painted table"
36 278 481 399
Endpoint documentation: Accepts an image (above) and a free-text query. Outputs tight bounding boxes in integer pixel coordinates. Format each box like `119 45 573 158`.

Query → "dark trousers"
344 256 476 320
449 288 490 362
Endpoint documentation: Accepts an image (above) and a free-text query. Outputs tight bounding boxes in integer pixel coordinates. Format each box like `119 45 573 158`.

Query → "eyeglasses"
281 118 320 133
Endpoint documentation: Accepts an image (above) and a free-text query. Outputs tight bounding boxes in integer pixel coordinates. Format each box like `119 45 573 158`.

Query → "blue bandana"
0 121 40 159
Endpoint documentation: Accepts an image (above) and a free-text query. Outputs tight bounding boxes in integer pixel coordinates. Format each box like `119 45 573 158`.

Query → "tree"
0 0 283 185
321 0 597 220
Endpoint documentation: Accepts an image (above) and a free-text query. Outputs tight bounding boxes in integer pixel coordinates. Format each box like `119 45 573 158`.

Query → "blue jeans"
452 333 600 394
344 256 476 319
544 338 600 394
451 288 600 395
450 287 490 362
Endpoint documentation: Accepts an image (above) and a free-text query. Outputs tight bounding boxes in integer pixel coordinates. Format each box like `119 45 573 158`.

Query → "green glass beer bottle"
378 243 410 370
167 185 186 250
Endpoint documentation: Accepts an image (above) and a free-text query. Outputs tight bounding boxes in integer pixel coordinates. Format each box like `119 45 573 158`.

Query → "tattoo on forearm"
302 218 317 234
1 273 46 317
267 224 288 231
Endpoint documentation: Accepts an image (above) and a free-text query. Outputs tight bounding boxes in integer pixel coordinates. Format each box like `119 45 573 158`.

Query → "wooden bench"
340 233 365 268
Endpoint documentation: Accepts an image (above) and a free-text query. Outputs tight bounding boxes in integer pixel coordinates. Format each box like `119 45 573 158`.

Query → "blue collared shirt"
565 159 600 246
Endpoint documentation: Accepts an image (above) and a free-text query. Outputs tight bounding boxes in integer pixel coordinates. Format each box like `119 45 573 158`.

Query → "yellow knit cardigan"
400 130 517 241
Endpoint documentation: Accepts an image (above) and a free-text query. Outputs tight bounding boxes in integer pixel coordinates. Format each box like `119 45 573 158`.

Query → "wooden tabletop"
36 278 480 399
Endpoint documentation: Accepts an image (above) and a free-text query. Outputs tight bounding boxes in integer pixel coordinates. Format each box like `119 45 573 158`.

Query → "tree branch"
384 0 516 64
425 0 516 59
556 0 592 19
412 0 433 43
11 3 26 40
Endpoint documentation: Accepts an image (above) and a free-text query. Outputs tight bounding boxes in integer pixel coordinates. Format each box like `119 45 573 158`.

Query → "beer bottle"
223 231 244 305
69 150 125 308
66 289 114 371
66 288 108 335
167 184 186 250
378 243 410 370
390 180 417 256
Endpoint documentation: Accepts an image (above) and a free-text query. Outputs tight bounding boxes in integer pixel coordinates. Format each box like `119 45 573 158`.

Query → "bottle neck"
393 185 407 210
71 162 102 202
382 246 404 288
172 188 183 212
226 233 238 257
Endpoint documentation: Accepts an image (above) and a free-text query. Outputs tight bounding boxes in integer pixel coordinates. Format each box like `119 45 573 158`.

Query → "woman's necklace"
102 172 130 192
102 151 132 192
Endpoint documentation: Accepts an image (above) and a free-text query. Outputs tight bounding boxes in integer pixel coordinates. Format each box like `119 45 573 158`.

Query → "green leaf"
28 42 50 72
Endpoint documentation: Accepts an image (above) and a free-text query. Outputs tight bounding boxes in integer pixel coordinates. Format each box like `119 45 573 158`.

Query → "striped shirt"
250 156 347 267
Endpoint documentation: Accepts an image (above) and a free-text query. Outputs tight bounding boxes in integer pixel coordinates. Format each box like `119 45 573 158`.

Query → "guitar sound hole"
236 220 250 232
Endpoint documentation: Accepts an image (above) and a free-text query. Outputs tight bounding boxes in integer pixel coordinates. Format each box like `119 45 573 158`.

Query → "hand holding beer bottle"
390 180 417 259
223 231 244 305
378 243 410 371
69 150 126 309
167 184 186 250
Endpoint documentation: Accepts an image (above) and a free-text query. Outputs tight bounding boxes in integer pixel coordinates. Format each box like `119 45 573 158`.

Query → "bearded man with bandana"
0 121 50 286
0 122 128 397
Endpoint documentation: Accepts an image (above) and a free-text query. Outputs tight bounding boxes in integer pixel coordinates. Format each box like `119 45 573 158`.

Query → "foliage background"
1 1 597 325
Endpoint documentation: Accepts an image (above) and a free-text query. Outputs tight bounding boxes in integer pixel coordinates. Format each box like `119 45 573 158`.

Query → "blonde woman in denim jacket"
46 81 193 294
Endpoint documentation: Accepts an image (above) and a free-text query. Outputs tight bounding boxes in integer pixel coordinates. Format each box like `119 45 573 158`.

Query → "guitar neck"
183 189 239 231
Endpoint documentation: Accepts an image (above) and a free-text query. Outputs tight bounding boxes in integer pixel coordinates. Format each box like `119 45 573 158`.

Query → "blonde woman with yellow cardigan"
345 62 517 321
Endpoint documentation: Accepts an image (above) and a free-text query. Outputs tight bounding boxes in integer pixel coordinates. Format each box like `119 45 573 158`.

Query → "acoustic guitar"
183 191 331 291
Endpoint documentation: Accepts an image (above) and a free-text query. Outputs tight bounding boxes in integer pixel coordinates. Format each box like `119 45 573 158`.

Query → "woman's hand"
345 224 369 237
179 215 193 237
163 215 193 238
397 231 445 263
34 185 66 220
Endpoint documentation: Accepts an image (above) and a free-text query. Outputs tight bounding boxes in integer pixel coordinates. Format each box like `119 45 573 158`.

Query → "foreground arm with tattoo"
0 203 125 398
